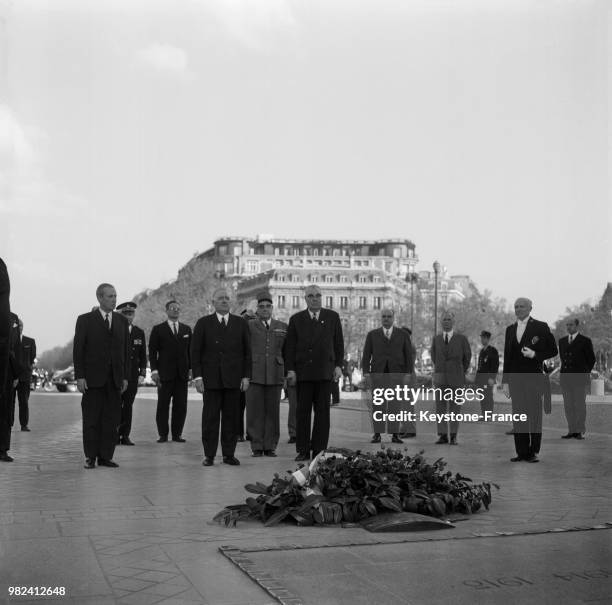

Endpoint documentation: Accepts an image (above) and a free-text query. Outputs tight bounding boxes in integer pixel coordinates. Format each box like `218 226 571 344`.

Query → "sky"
1 0 610 352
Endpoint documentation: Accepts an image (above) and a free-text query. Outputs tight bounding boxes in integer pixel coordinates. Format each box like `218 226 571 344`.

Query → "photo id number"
8 586 66 597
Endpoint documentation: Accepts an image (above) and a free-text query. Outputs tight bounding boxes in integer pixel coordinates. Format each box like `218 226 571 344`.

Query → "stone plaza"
0 389 610 604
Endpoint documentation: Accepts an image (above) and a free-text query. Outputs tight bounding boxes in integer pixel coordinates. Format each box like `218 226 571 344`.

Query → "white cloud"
134 43 194 79
208 0 298 52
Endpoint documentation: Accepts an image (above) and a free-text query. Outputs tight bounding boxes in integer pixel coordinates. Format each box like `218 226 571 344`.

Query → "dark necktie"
265 321 269 330
221 317 227 328
312 314 318 323
444 334 449 345
173 322 178 337
105 313 111 332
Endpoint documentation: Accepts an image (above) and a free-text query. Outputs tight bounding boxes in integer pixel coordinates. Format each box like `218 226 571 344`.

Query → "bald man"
285 285 344 461
502 297 558 463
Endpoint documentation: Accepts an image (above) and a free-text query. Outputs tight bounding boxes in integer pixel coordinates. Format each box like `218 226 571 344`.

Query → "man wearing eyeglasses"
285 285 344 462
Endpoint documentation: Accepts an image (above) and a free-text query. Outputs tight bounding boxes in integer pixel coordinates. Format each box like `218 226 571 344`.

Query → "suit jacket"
475 345 499 385
127 325 147 382
73 310 130 389
284 308 344 382
248 317 287 385
191 313 251 389
558 333 595 381
16 335 36 382
430 333 471 387
502 317 558 383
7 313 24 383
361 327 414 374
148 321 192 381
0 258 9 390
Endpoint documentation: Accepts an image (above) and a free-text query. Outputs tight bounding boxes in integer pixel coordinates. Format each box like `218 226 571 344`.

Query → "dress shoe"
252 450 263 457
435 435 448 444
331 401 339 406
98 459 119 468
450 436 457 445
287 436 296 444
83 458 95 469
574 433 585 440
237 436 245 442
223 456 240 466
157 437 168 443
561 433 574 439
121 436 135 446
246 434 252 441
525 455 539 463
0 452 14 462
21 426 30 432
264 450 277 457
172 437 186 443
371 433 381 443
510 456 523 462
295 453 310 462
391 434 403 444
202 457 214 466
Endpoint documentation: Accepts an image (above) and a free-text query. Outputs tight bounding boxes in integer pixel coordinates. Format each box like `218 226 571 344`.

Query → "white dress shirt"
516 317 530 342
216 313 230 325
99 308 112 328
167 320 179 335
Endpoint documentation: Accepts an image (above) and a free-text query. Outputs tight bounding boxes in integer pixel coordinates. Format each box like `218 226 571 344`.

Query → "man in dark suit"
474 330 499 419
192 287 251 466
502 297 558 463
558 318 596 439
13 319 36 431
362 308 414 444
116 302 147 445
246 292 287 457
0 257 11 461
74 283 129 469
285 285 344 462
149 300 192 443
430 311 471 445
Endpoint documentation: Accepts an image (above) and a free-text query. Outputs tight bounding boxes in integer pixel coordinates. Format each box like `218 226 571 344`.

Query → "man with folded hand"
502 297 558 463
191 287 251 466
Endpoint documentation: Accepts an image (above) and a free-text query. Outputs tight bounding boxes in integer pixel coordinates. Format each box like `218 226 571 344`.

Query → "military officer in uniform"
246 293 287 457
116 302 147 445
474 330 499 419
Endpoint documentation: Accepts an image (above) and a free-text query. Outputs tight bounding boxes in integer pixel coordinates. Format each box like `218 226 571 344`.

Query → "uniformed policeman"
116 302 147 445
474 330 499 419
246 292 287 457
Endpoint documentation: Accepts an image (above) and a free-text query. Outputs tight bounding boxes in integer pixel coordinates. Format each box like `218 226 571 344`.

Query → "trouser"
156 378 188 439
287 384 297 438
296 380 331 456
479 383 494 415
435 386 462 436
561 374 588 434
118 380 138 437
331 380 340 404
246 384 281 451
0 385 11 452
13 381 30 427
202 388 240 458
371 373 404 435
81 377 121 460
510 375 543 458
238 391 246 438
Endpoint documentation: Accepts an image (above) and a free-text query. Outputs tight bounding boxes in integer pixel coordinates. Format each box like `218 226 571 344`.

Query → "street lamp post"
408 272 418 333
433 261 440 337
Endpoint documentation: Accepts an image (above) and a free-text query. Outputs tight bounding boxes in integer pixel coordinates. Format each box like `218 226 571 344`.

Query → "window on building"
325 296 333 308
373 296 381 309
333 248 340 256
340 296 348 309
274 247 280 256
340 275 348 283
233 246 242 256
276 274 286 282
278 295 286 308
313 249 319 256
373 275 380 283
325 275 333 283
292 296 300 308
246 261 259 273
359 296 367 309
393 247 401 258
218 245 227 255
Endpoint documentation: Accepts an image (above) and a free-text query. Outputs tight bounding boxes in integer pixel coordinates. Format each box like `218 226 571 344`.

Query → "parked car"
52 366 78 393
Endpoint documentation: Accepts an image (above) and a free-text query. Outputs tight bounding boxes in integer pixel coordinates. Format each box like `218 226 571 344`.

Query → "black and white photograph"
1 0 610 603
